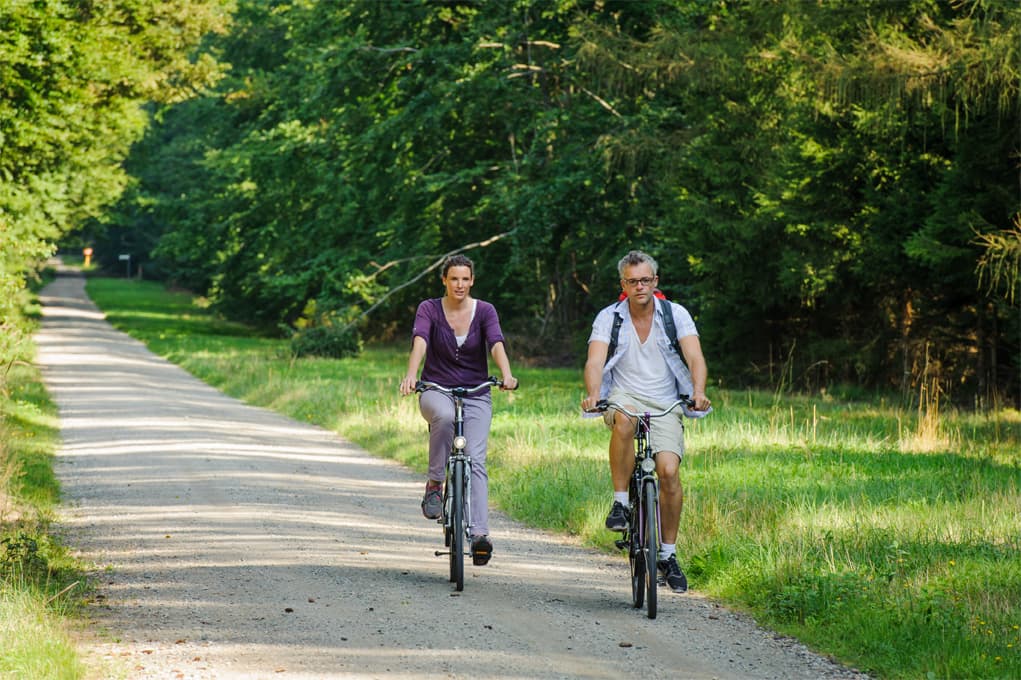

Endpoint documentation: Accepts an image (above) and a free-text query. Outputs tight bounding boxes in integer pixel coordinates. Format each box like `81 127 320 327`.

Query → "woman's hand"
500 375 518 391
399 375 418 397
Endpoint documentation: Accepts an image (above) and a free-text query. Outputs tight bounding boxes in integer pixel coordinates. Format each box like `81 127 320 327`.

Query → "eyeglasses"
622 277 657 287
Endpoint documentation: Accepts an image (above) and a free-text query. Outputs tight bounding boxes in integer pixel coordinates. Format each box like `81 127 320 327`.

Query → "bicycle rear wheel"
644 480 658 619
449 458 465 591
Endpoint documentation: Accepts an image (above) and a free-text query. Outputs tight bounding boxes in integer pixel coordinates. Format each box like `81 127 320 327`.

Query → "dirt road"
35 269 869 679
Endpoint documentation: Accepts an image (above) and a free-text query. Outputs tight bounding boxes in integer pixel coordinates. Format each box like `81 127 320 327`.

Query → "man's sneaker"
471 535 493 566
421 486 442 520
604 501 628 532
657 554 688 593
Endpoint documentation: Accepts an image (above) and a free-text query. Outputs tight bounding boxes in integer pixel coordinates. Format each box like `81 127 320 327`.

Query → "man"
581 250 711 593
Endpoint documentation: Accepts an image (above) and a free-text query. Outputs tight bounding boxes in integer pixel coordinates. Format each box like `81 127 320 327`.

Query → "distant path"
35 266 869 679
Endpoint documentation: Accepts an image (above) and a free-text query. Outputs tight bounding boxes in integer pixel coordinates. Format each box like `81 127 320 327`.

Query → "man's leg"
656 450 688 593
604 409 637 531
656 451 683 544
608 411 637 493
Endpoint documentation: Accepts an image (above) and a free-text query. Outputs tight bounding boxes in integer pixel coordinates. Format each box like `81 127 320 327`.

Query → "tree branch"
344 230 515 331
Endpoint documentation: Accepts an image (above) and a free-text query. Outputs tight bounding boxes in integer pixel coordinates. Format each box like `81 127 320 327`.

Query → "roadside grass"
87 276 1021 680
1 294 89 677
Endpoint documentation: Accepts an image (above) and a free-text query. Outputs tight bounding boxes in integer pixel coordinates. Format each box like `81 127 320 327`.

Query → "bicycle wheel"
644 480 659 619
449 458 465 591
442 478 452 548
627 485 643 609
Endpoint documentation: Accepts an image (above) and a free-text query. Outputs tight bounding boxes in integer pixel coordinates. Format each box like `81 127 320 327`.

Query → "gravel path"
35 268 871 680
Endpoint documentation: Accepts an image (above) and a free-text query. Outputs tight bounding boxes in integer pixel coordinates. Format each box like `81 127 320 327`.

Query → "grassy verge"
87 276 1021 679
1 280 88 678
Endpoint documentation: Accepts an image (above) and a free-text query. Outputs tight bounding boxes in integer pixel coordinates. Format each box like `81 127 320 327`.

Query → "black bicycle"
415 377 510 591
590 396 693 619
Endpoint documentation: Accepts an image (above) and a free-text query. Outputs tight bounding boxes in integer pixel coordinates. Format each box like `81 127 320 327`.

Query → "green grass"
0 580 85 680
1 351 90 678
86 276 1021 679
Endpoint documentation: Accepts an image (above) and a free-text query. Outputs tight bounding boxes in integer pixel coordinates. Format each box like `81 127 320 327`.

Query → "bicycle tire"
644 480 658 619
442 480 452 548
450 458 465 591
629 506 644 609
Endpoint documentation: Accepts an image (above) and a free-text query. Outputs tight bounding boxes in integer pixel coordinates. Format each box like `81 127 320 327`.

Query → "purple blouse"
413 298 505 389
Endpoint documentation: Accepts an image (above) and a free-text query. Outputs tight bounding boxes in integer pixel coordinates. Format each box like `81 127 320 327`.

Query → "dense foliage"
0 0 232 376
15 0 1021 406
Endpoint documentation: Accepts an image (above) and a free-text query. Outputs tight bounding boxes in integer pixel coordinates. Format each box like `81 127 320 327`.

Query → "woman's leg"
418 390 454 483
462 394 493 536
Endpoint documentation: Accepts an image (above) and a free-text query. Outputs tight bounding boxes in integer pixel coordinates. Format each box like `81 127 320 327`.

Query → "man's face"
620 263 657 304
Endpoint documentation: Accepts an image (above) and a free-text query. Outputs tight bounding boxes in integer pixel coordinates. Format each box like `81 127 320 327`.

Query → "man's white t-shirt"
612 323 678 403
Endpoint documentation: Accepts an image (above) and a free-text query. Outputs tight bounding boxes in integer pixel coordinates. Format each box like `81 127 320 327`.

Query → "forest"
3 0 1019 407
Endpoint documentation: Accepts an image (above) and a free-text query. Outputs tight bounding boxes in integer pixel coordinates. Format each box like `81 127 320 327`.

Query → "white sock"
613 492 629 506
659 543 676 561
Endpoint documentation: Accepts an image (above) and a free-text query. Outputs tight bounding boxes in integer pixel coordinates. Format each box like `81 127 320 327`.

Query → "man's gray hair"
617 250 659 277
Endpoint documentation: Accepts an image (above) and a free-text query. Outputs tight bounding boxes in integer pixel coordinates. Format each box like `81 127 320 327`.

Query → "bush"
290 323 363 359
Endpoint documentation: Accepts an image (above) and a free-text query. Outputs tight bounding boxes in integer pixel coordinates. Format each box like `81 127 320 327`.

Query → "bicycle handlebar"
586 396 694 419
415 376 518 395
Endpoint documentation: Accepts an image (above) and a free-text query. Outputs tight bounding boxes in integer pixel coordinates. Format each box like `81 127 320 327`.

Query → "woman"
399 254 518 566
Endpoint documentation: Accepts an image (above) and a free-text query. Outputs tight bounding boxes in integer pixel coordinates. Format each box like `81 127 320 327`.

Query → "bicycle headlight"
641 457 656 473
453 435 467 450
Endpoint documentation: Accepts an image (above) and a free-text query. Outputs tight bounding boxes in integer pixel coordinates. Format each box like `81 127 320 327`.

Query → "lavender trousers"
418 389 492 537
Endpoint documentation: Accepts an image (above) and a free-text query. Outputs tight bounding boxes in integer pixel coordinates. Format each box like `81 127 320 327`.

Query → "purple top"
413 298 505 390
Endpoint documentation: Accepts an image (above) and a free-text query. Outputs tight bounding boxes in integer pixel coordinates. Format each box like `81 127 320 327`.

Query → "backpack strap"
606 307 624 362
658 297 683 358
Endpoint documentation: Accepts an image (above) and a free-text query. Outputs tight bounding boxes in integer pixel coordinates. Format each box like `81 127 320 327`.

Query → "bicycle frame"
596 396 692 619
416 377 504 591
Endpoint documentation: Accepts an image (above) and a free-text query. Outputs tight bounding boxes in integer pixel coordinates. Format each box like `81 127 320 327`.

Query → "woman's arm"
399 335 428 396
489 341 518 390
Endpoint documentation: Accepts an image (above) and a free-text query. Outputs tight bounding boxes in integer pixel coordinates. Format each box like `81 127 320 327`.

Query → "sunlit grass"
86 276 1021 680
0 582 84 679
1 357 88 677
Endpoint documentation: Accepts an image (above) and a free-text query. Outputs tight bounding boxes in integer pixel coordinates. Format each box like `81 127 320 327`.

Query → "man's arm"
581 340 609 411
679 335 710 410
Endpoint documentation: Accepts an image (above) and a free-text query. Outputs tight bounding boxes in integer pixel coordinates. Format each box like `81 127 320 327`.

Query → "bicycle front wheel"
449 458 465 591
644 480 658 619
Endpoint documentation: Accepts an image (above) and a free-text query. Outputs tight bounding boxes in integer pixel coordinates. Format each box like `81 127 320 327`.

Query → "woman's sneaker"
471 535 493 566
421 486 442 519
657 554 688 593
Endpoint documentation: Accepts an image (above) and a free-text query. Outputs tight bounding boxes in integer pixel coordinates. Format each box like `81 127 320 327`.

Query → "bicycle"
588 396 694 619
415 377 512 591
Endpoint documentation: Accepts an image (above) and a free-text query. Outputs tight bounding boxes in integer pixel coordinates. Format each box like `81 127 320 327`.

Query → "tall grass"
87 276 1021 679
0 580 84 679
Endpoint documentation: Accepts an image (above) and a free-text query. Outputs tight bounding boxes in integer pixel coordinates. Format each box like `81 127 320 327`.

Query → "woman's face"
442 265 474 301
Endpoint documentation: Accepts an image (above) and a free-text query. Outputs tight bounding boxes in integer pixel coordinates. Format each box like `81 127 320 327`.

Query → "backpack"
605 290 683 363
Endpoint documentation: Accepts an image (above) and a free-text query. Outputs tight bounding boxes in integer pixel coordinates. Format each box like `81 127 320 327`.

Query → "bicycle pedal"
614 539 628 549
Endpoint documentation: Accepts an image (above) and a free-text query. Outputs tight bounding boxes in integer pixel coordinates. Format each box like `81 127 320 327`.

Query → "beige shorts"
603 388 685 459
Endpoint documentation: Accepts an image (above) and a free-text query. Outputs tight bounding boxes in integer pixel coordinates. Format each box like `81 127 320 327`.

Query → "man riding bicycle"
581 250 711 593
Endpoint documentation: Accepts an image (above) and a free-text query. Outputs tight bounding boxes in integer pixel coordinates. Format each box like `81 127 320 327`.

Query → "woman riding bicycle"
399 254 518 566
581 250 711 593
